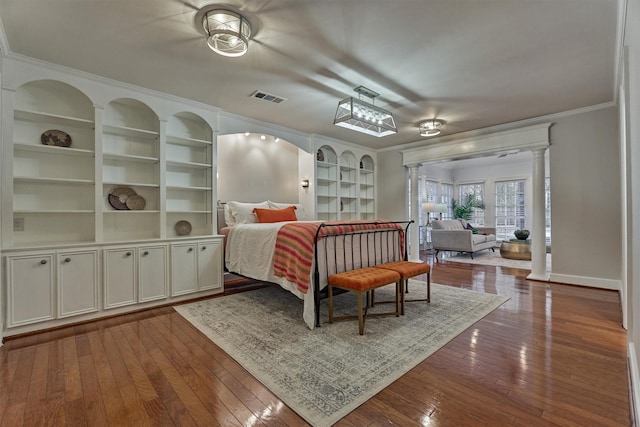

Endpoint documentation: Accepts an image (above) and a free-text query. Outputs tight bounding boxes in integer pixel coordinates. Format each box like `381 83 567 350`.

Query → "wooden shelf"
14 143 94 157
166 135 212 147
15 109 94 128
103 153 159 163
103 124 159 140
166 160 211 169
14 176 94 185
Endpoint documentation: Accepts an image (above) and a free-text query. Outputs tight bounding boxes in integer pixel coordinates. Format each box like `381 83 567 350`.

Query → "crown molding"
2 53 222 114
380 101 616 154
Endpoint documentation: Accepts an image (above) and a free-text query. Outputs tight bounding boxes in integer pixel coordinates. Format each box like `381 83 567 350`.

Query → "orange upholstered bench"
327 267 402 335
373 261 431 315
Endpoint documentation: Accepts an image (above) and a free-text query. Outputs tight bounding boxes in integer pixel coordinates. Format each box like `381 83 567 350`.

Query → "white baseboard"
548 273 621 291
628 343 639 426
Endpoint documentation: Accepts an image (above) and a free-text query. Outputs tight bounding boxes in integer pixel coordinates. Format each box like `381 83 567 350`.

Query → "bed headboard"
217 206 226 232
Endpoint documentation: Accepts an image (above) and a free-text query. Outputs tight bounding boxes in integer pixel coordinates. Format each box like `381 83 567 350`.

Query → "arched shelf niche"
339 150 358 220
10 80 96 246
166 112 214 237
102 98 160 242
359 155 375 219
316 145 338 220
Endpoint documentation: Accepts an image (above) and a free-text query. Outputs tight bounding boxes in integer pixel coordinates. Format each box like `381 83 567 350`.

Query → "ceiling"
0 0 622 150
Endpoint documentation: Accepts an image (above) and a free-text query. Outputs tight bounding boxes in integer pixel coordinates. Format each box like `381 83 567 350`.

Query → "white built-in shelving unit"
12 80 97 246
359 155 375 220
316 145 339 221
315 143 376 220
1 76 223 338
165 112 214 238
102 98 161 242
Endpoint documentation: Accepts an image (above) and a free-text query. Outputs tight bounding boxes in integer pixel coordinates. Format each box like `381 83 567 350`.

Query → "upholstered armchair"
431 219 497 259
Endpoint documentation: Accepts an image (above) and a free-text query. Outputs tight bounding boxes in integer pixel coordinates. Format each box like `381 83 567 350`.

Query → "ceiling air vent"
250 90 287 104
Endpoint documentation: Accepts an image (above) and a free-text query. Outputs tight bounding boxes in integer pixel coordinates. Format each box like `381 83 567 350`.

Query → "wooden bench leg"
328 284 334 324
358 291 365 335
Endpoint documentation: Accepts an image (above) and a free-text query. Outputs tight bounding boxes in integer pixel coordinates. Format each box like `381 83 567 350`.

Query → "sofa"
430 219 497 259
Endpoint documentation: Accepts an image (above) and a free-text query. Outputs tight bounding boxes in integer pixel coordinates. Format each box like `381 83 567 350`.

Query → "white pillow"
225 201 270 226
267 201 307 220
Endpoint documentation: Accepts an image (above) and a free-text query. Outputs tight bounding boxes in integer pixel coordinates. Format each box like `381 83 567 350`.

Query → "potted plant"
451 194 485 221
514 229 530 240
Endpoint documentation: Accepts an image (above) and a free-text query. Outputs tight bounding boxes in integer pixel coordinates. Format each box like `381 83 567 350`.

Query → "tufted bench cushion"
327 267 402 335
328 267 400 291
373 261 431 314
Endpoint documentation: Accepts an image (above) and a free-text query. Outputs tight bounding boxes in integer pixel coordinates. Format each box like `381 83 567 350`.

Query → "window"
440 183 453 219
457 183 485 225
414 176 439 225
495 180 526 241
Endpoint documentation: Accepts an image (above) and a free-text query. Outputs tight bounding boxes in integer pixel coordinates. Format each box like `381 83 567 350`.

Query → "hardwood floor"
0 255 632 426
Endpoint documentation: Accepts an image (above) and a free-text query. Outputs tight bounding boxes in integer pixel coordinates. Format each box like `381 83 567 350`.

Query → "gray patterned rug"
175 281 509 427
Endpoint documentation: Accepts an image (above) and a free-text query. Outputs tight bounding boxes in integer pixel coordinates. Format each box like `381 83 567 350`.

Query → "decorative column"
527 148 548 281
408 164 422 262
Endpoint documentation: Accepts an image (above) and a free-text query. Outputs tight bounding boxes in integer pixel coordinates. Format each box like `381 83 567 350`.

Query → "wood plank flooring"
0 255 632 426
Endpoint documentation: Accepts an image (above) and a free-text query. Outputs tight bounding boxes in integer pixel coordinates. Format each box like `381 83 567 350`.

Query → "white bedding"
225 221 322 329
225 221 403 329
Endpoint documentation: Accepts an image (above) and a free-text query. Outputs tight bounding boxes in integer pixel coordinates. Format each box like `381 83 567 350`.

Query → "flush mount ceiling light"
418 119 445 137
334 86 397 137
202 9 251 57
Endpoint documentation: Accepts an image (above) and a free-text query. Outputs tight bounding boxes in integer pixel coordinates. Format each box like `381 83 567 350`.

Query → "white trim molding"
629 342 639 425
401 123 552 166
548 273 622 291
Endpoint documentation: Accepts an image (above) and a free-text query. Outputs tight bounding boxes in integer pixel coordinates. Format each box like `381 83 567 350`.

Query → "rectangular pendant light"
333 86 397 137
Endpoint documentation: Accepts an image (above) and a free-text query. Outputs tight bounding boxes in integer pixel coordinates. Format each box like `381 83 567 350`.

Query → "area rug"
175 281 509 427
443 249 552 270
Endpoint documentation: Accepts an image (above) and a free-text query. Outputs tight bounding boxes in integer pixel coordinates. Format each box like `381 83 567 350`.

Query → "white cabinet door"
139 245 168 302
104 247 137 309
197 240 223 292
58 249 99 318
171 243 197 296
6 252 56 327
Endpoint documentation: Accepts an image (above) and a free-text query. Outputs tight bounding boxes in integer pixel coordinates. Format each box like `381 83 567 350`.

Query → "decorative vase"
514 230 530 240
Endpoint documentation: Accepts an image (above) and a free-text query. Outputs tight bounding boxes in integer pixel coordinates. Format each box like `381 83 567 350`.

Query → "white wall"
377 106 621 289
377 150 407 221
217 134 300 204
548 107 621 284
624 0 640 418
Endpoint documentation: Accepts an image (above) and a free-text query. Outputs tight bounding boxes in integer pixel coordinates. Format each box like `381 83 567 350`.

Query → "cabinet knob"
143 251 149 256
201 246 207 250
65 257 71 263
126 251 132 256
40 259 47 265
188 247 193 252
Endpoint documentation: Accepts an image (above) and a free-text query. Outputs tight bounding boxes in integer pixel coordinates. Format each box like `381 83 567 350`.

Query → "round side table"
500 240 531 260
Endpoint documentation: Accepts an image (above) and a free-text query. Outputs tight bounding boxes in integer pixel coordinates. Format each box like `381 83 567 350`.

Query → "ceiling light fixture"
418 119 445 137
334 86 397 137
203 9 251 57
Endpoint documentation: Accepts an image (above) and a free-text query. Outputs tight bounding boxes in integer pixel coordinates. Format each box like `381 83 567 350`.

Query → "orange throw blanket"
273 221 404 293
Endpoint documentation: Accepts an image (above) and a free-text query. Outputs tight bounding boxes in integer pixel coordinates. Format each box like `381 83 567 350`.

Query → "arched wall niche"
217 133 303 204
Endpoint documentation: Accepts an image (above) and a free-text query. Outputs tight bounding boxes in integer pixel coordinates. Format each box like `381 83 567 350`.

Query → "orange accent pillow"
253 206 298 223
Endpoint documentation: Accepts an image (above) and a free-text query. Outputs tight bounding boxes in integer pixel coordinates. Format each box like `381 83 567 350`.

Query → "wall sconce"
301 179 310 189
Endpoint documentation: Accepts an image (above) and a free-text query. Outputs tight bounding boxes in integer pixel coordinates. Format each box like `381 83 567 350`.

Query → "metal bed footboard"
312 220 413 327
